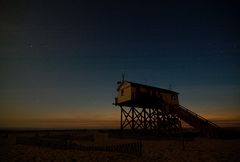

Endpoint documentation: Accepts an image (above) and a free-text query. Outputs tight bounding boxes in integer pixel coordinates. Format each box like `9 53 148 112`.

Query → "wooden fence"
16 137 142 156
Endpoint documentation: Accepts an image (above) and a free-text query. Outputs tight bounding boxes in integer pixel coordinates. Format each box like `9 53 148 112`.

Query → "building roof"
119 80 179 95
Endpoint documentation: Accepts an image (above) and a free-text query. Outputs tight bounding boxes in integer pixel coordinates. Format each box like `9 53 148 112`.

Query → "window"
121 89 124 96
171 95 176 100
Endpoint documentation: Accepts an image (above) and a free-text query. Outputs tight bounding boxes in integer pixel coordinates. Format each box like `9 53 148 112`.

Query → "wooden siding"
159 92 179 105
116 81 179 106
116 82 132 104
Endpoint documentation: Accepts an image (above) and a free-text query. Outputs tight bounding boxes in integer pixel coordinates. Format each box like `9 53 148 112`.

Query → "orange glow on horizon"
1 114 239 129
1 104 239 129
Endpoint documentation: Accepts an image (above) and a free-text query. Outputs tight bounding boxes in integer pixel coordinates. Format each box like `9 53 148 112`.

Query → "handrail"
178 105 219 128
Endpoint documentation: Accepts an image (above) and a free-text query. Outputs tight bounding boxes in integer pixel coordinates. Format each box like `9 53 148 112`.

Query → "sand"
1 130 240 162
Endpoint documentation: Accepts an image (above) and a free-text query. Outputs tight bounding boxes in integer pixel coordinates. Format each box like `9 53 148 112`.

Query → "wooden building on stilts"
114 80 220 137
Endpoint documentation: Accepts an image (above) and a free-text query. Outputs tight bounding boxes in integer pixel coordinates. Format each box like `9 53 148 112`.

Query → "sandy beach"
0 130 240 162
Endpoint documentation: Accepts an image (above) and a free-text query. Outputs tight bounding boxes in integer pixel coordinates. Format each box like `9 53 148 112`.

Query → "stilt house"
115 80 179 108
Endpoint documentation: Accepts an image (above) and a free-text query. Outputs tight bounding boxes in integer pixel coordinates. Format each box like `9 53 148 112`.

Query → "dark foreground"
0 128 240 162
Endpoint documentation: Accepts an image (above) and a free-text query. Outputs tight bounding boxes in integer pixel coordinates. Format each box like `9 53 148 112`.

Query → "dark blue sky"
1 0 240 128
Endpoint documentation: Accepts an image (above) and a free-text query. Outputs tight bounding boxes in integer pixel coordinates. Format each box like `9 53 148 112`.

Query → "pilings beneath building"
120 105 181 135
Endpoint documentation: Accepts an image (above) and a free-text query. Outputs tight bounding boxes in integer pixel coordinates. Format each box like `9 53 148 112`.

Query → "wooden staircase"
171 105 220 137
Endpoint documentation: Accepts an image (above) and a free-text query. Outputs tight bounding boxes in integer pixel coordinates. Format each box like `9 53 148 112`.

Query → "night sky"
1 0 240 128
